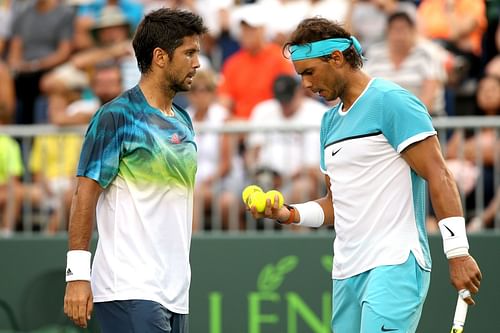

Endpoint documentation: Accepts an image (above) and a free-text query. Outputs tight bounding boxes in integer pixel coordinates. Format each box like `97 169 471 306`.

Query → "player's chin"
178 83 192 92
324 91 338 101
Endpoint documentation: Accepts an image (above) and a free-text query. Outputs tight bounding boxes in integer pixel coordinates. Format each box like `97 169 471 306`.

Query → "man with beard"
63 8 207 332
248 17 482 333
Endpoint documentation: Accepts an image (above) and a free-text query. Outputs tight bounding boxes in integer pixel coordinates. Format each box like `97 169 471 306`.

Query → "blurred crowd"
0 0 498 236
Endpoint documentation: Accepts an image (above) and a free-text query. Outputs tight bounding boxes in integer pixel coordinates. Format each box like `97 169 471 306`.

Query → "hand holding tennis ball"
242 185 263 206
242 185 285 213
247 191 267 212
265 190 284 209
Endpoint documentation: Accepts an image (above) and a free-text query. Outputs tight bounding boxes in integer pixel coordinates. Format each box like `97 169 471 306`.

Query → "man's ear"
152 47 169 69
330 50 344 67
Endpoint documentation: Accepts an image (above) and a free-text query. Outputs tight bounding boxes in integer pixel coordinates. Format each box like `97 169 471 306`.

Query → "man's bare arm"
68 177 103 250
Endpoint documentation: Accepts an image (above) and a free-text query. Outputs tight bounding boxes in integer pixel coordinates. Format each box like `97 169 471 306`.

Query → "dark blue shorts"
94 300 188 333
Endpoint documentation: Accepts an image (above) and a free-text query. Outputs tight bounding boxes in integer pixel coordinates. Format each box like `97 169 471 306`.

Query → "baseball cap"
92 6 131 31
239 4 268 28
273 75 300 104
51 64 89 90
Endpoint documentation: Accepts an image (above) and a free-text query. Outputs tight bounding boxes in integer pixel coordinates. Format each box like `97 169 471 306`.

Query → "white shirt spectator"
248 97 328 178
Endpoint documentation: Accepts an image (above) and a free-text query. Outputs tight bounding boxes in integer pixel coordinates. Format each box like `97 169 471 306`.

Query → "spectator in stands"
41 64 94 126
74 0 143 50
187 69 244 231
258 0 350 47
345 0 417 52
365 11 447 116
217 4 295 120
445 75 500 226
246 74 328 203
0 60 15 121
43 61 123 126
25 126 85 234
0 60 23 236
7 0 74 124
27 61 123 233
197 2 239 71
417 0 487 80
84 60 123 105
71 5 140 90
0 135 24 237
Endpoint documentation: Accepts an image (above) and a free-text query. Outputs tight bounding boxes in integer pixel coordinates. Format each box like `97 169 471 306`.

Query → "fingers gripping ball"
242 185 263 205
247 191 267 213
265 190 284 208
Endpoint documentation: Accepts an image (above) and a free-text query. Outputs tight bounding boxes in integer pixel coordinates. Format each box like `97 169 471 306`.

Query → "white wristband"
438 217 469 259
291 201 324 228
66 250 92 282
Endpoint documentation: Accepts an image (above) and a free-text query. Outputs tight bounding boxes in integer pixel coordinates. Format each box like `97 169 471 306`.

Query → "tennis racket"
450 294 468 333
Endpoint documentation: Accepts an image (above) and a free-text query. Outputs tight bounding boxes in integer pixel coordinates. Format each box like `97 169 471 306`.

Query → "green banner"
0 232 498 332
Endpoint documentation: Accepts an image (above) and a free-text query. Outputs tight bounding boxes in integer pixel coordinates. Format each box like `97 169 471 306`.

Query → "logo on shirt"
381 325 398 332
170 133 181 144
66 268 73 276
332 147 342 157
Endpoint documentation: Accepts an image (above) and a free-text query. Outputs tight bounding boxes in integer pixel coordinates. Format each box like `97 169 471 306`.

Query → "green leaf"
321 255 333 273
257 256 300 292
276 256 298 274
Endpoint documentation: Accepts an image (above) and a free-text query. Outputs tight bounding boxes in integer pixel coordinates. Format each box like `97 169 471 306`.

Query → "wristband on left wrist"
277 204 296 225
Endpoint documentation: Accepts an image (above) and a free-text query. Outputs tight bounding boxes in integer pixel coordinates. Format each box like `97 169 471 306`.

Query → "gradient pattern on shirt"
77 85 197 190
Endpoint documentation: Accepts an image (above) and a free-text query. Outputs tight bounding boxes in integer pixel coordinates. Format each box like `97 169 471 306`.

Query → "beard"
167 70 193 93
171 81 190 93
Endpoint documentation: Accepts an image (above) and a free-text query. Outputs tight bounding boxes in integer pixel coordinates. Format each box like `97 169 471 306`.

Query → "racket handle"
451 295 468 332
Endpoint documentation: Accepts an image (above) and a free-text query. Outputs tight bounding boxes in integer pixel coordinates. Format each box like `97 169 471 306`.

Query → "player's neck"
341 71 372 112
139 77 175 116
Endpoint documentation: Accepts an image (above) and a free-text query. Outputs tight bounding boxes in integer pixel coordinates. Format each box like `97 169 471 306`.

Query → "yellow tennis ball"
248 191 267 212
265 190 284 208
242 184 263 205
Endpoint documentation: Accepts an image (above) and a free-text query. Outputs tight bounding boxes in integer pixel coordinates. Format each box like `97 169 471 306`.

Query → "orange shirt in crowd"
218 43 294 120
417 0 487 56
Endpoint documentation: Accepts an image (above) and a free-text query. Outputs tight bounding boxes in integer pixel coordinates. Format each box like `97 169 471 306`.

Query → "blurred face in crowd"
96 25 130 45
387 16 415 53
188 83 215 113
477 76 500 115
280 89 303 118
164 35 201 93
92 66 122 104
239 23 265 53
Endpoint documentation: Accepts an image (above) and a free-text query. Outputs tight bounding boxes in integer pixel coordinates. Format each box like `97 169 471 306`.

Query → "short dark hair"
284 17 363 69
387 11 415 28
132 8 207 74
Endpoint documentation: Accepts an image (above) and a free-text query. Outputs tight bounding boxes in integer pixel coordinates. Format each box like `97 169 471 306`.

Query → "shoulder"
173 103 194 130
320 104 341 127
101 89 134 114
369 78 407 95
91 90 134 125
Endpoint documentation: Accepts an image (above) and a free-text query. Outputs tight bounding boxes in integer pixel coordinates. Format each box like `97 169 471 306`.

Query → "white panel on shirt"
91 176 192 314
323 133 427 279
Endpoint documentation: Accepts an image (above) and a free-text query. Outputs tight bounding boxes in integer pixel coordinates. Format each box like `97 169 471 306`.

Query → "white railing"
1 116 499 234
